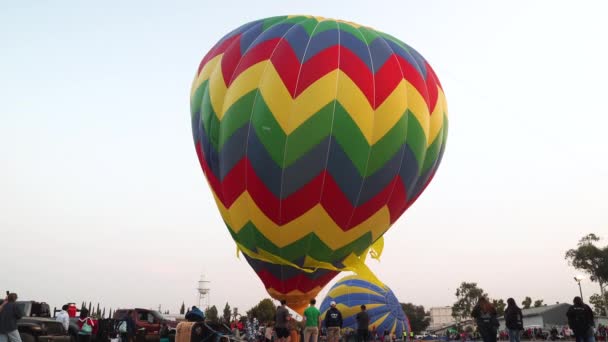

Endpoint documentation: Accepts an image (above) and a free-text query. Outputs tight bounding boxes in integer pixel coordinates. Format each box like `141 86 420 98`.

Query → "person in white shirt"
55 305 70 332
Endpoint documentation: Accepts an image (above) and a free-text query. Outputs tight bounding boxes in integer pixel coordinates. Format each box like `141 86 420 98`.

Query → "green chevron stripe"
356 26 380 45
200 83 220 152
218 90 258 148
298 17 322 36
211 94 429 175
191 79 208 120
227 221 373 263
422 113 448 173
262 16 289 30
310 20 339 36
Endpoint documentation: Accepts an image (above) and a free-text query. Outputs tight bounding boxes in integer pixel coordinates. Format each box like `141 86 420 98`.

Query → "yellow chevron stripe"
209 64 228 116
405 82 430 143
213 191 391 249
190 54 223 99
267 287 324 315
428 87 447 144
370 312 391 329
329 284 379 297
215 62 433 145
336 72 374 144
221 61 268 119
373 80 407 143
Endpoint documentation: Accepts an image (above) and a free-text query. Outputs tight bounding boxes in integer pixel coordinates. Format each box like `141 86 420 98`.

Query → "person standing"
276 300 290 342
504 298 523 342
471 297 499 342
303 299 321 342
77 310 95 342
356 305 370 342
56 305 70 333
0 293 24 342
323 301 343 342
566 297 595 342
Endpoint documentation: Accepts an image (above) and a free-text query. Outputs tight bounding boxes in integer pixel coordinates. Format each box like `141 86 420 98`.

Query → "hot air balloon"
320 276 411 338
190 15 448 313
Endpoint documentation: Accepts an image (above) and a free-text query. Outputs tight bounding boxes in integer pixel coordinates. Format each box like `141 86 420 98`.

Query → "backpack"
80 318 93 334
118 321 128 333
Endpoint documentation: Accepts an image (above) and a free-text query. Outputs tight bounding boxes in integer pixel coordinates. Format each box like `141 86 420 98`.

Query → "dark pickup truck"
7 300 71 342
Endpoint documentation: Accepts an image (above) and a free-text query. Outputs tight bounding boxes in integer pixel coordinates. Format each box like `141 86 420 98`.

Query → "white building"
429 306 456 330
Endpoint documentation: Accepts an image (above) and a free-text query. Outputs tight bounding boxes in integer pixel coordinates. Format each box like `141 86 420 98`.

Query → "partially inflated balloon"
320 276 411 337
190 15 448 313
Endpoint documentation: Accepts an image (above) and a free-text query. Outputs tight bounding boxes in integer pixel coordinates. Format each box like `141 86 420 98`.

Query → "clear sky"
1 0 607 315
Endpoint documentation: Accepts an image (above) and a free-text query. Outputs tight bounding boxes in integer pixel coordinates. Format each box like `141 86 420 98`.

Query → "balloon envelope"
190 15 448 312
320 276 411 337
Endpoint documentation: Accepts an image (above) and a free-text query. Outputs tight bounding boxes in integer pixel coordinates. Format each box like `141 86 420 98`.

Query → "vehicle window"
151 311 164 322
138 312 148 322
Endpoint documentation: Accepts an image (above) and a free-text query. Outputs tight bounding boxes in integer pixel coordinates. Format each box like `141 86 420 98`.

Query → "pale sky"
1 1 607 316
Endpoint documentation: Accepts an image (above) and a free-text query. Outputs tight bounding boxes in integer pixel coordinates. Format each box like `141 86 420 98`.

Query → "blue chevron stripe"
196 110 425 205
243 255 335 280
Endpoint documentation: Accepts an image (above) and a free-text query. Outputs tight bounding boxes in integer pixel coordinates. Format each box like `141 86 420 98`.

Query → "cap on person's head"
330 301 336 307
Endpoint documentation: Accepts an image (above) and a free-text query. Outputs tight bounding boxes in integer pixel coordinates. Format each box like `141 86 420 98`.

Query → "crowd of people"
464 296 604 342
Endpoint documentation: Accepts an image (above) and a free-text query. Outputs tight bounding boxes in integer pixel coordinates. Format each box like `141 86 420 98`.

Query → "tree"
491 299 506 316
180 302 185 315
533 300 544 308
589 293 608 316
522 297 532 309
223 303 232 323
400 303 430 334
565 233 608 316
205 305 219 323
451 282 487 322
246 298 277 324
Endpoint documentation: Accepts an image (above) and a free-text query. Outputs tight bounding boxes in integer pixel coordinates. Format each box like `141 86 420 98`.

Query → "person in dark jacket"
566 297 595 342
504 298 523 342
185 306 205 322
471 296 499 342
324 301 343 342
0 293 24 342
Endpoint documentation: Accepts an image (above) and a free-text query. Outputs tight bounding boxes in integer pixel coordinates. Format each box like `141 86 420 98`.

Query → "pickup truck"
5 300 71 342
113 308 177 342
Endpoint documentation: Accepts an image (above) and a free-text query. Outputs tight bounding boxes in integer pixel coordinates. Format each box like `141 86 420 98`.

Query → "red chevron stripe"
256 268 338 293
425 62 441 114
270 38 300 97
386 176 408 224
197 146 411 230
198 34 241 75
229 38 281 86
221 37 245 86
374 56 404 108
395 55 430 111
294 45 340 98
338 46 375 105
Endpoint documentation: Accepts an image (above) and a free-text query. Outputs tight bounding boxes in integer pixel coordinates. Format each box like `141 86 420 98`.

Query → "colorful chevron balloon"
320 276 411 337
190 15 448 313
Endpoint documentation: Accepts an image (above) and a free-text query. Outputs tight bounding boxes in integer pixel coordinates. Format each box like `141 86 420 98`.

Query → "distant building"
429 307 456 330
498 303 569 330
